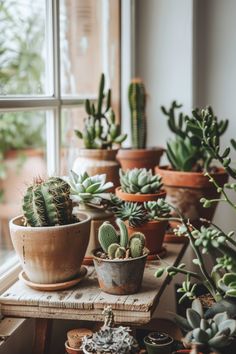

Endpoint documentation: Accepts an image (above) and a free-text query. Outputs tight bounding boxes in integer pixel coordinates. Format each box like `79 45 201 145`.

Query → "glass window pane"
60 0 120 100
61 106 85 175
0 111 47 275
0 0 50 96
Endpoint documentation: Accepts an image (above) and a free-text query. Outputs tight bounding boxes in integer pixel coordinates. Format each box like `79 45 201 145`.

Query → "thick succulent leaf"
218 319 236 335
208 334 232 348
214 312 229 326
192 328 209 343
191 299 204 318
173 313 192 332
186 309 202 329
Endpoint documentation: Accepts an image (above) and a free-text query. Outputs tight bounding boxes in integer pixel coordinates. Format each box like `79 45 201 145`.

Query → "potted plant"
65 328 93 354
110 199 171 258
155 102 228 230
81 306 139 354
117 79 163 172
9 176 91 285
173 299 236 354
64 171 115 264
92 219 149 295
72 73 127 190
144 332 174 354
116 168 166 203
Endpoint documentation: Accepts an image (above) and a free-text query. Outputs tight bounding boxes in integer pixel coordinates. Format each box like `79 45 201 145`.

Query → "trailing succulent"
109 197 171 227
175 299 236 353
81 306 139 354
22 177 74 227
98 219 147 259
128 78 146 149
63 171 113 206
75 73 127 149
119 168 163 194
161 101 228 171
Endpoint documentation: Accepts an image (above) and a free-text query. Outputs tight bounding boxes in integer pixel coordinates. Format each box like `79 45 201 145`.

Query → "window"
0 0 121 279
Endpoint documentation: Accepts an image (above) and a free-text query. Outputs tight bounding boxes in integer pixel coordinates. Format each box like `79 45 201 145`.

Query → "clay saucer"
19 267 88 291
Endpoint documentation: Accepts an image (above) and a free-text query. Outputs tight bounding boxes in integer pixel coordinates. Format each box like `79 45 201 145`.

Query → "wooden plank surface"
0 243 187 324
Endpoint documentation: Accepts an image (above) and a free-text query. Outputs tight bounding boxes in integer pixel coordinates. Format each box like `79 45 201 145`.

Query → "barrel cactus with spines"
22 177 74 227
97 219 147 259
128 78 146 149
119 168 163 194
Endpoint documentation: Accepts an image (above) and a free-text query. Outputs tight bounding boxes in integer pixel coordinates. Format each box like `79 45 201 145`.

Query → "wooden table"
0 242 187 354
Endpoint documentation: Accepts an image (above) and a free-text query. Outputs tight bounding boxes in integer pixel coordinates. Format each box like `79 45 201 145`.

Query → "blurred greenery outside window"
0 0 121 277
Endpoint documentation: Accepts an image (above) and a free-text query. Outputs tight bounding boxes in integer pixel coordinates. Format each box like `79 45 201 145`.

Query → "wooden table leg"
32 318 53 354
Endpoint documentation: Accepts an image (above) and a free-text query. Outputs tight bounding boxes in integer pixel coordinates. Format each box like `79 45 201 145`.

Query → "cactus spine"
128 78 146 149
98 219 146 259
22 177 74 227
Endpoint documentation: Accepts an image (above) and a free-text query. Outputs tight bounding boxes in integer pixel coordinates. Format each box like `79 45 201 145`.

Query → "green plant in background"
63 170 113 206
98 219 147 259
144 199 171 220
175 299 236 353
22 177 75 227
75 73 127 149
119 168 163 194
218 273 236 298
128 78 146 149
161 101 228 171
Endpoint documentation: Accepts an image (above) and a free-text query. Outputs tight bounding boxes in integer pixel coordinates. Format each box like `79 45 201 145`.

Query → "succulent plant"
119 168 163 194
75 73 127 149
114 201 148 227
64 171 113 206
161 101 228 172
128 78 146 149
81 306 139 354
175 299 236 353
218 273 236 298
98 219 146 259
213 255 236 273
22 177 74 227
144 199 171 220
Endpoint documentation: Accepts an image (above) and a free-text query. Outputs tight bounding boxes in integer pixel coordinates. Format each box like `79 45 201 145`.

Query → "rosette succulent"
119 168 163 194
64 171 113 205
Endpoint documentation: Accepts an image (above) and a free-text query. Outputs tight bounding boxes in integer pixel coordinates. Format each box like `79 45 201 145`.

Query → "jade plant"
81 306 139 354
119 168 163 194
175 299 236 353
161 101 228 172
63 170 113 206
110 199 171 227
75 73 127 149
98 219 147 259
22 177 75 227
128 78 146 149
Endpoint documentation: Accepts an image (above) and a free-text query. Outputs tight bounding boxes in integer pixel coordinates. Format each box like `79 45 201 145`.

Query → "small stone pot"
144 332 174 354
92 249 148 295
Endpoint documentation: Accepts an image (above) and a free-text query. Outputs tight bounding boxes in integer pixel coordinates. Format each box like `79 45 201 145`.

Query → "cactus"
128 78 146 149
119 168 163 194
98 219 147 259
75 73 127 149
22 177 74 227
98 222 119 252
64 170 113 205
175 299 236 352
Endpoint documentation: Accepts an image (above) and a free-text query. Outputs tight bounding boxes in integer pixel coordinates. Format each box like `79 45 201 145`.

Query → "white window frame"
0 0 135 292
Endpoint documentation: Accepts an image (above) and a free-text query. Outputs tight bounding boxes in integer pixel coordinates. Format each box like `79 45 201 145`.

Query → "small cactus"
98 219 147 259
22 177 74 227
128 78 146 149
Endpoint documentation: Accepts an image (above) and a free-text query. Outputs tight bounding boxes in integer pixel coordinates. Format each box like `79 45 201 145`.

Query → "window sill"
0 263 21 294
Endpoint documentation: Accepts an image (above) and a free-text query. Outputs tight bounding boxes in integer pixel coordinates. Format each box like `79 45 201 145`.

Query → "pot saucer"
147 247 167 260
19 267 88 291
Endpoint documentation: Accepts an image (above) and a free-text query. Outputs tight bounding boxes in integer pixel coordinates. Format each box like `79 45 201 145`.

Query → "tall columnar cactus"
22 177 74 227
98 219 146 259
128 78 146 149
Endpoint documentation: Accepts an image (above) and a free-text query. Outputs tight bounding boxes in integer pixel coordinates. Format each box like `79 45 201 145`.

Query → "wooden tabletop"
0 243 187 325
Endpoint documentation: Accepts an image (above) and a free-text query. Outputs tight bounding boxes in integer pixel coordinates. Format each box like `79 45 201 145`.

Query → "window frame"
0 0 134 292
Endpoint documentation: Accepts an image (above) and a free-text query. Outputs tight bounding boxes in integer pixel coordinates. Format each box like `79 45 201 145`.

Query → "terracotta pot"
72 149 120 191
155 166 228 225
126 220 167 255
65 340 83 354
115 187 166 203
75 206 115 265
117 147 164 172
9 213 91 284
92 249 148 295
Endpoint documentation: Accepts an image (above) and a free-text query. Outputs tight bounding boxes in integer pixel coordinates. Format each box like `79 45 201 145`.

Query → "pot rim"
143 333 174 347
92 248 148 263
65 340 83 352
115 186 166 200
117 146 165 152
10 212 91 231
156 165 227 176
